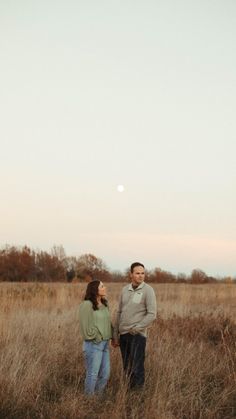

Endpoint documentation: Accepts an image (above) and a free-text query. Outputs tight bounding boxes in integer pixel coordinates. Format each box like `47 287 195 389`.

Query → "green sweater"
79 300 112 343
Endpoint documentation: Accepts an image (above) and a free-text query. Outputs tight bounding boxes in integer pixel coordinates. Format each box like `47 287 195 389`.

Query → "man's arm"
133 287 157 332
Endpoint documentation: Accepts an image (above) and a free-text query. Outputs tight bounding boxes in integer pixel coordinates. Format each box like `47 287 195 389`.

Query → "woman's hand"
111 338 119 348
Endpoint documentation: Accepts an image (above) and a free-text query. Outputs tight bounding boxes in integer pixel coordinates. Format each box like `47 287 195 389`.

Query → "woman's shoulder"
79 300 93 309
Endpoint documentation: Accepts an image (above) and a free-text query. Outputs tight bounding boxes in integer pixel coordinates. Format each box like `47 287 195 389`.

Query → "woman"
79 280 112 395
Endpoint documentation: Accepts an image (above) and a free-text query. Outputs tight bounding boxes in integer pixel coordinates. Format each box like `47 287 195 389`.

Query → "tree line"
0 245 234 284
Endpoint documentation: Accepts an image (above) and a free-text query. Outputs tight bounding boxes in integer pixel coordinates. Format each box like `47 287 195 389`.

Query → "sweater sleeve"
134 287 157 331
78 301 102 342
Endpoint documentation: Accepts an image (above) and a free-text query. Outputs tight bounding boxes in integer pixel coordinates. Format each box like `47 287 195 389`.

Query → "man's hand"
129 328 138 335
111 338 119 348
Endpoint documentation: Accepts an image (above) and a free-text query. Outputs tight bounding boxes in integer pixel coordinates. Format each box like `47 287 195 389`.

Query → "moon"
117 184 125 192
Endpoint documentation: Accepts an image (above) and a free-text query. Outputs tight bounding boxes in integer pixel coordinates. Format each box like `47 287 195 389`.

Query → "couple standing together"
78 262 157 395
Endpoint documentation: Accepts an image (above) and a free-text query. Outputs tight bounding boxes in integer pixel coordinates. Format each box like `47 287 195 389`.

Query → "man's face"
130 266 145 286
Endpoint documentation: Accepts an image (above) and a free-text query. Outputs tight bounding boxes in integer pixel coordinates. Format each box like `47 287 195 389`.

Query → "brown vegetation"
0 282 235 418
1 245 235 284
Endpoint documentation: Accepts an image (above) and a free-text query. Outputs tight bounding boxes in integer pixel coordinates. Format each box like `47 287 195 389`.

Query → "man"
112 262 157 389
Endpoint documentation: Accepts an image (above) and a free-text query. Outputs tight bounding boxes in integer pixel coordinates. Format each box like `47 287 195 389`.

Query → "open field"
0 282 235 419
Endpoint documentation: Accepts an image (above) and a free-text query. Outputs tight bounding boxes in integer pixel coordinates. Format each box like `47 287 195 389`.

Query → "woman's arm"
78 301 102 342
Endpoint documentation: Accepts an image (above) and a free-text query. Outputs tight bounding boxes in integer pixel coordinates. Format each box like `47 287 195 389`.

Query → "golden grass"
0 282 235 418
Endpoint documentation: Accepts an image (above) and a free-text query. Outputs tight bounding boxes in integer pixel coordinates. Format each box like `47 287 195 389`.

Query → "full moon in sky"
117 184 125 192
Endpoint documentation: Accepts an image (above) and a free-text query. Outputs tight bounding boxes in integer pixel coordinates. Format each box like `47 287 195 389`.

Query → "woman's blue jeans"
82 340 110 395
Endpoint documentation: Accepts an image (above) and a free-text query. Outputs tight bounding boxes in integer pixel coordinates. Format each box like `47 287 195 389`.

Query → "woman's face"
98 281 107 298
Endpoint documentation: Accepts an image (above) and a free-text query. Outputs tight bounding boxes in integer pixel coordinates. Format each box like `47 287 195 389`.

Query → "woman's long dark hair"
84 280 108 310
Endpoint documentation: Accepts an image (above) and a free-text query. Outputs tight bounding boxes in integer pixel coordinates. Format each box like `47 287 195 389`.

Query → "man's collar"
128 281 145 291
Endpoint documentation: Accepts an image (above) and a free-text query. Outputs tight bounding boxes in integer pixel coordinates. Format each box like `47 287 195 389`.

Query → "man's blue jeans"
82 340 110 395
120 333 146 389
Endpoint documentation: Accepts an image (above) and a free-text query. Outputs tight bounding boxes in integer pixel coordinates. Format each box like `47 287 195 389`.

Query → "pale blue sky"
1 0 235 276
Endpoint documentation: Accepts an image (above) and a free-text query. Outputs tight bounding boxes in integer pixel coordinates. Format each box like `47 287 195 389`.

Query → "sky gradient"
1 0 235 276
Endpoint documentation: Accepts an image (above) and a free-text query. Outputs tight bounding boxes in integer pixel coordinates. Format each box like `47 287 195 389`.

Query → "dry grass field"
0 282 235 419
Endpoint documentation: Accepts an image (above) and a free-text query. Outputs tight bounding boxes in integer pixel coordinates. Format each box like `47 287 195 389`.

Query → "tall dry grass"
0 282 235 419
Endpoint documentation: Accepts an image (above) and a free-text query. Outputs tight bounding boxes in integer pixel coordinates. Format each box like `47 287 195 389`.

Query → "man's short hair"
130 262 145 273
